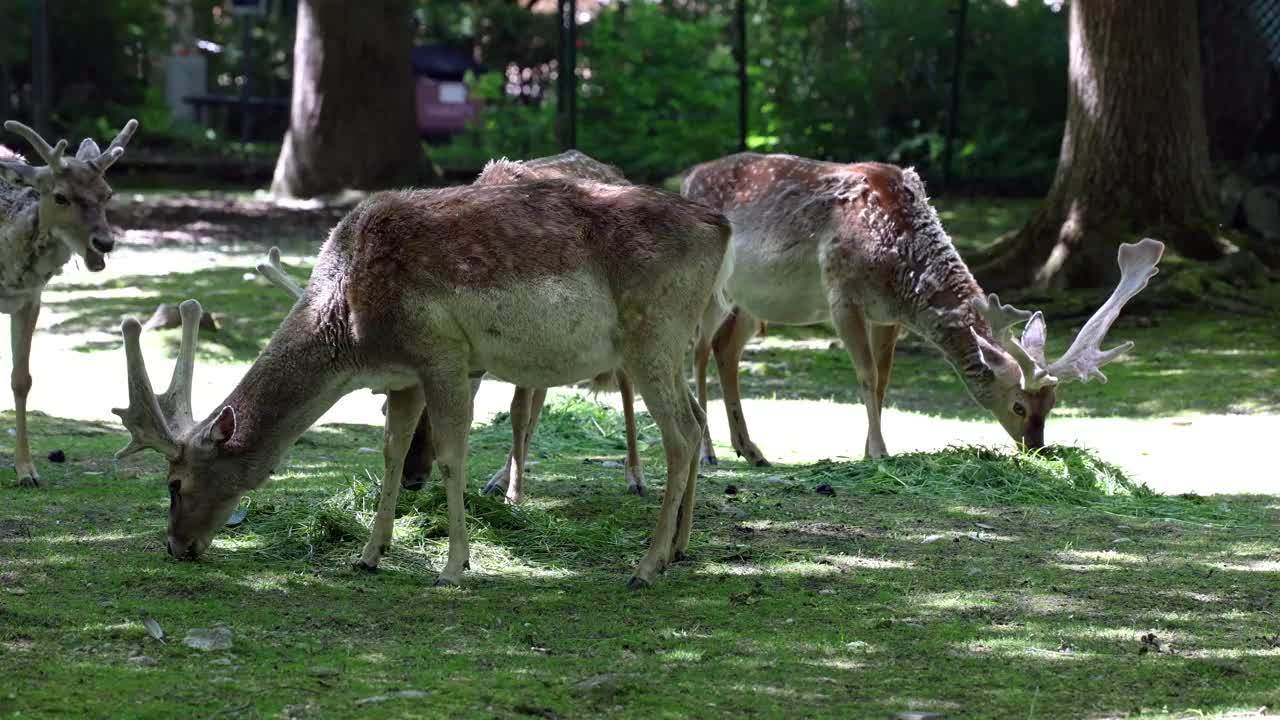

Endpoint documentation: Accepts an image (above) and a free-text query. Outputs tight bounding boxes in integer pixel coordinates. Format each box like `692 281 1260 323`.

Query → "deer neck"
0 189 68 297
213 308 361 489
922 304 1002 408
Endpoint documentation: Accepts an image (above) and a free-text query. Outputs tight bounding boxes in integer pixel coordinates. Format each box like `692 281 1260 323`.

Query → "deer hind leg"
672 388 706 561
10 300 41 488
355 384 426 571
692 331 717 465
400 403 434 492
830 302 888 459
626 361 701 589
482 386 545 503
422 368 477 586
712 307 770 467
617 371 645 495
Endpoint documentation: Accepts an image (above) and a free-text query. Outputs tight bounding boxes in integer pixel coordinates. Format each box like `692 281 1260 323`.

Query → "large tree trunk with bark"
271 0 428 198
973 0 1226 291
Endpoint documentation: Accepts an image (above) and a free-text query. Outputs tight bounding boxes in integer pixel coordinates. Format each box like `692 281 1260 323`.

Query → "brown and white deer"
1 118 138 486
257 151 651 504
682 153 1164 463
115 179 730 588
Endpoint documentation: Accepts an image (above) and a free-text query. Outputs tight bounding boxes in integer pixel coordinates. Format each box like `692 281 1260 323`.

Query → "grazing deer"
257 150 649 504
1 119 138 486
115 179 730 588
682 152 1164 463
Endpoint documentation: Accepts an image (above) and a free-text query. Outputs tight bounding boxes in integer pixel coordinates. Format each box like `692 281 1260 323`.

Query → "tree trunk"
271 0 428 199
1199 0 1274 172
973 0 1225 291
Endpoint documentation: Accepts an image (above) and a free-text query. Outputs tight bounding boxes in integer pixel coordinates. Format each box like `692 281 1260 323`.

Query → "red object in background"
414 77 481 136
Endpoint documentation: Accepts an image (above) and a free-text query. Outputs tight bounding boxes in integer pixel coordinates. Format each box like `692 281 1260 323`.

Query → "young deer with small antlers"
257 151 651 504
116 179 729 588
682 153 1163 463
1 118 138 486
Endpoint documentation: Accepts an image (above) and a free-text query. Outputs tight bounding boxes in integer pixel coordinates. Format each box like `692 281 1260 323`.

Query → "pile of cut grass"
796 445 1262 527
232 472 641 571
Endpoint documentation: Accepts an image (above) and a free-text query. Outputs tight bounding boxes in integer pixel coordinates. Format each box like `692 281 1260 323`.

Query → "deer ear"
0 160 39 187
76 138 102 162
204 406 237 446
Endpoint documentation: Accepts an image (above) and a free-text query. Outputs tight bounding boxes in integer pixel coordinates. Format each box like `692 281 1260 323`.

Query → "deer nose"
91 236 114 253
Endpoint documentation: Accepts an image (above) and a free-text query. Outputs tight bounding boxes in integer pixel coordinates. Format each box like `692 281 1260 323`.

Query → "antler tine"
92 118 138 173
1046 238 1165 384
155 299 204 427
256 247 305 299
111 318 182 460
3 120 66 170
973 292 1034 345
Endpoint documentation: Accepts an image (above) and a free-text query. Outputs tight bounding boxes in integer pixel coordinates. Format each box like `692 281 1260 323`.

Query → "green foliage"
436 0 1067 184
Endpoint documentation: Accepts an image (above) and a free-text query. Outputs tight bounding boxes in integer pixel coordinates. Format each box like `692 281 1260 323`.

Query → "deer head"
113 299 241 559
968 238 1165 448
0 119 138 272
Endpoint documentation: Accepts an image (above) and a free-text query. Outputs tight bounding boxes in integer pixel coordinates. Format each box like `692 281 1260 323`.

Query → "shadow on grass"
43 264 312 362
2 406 1279 718
726 311 1280 420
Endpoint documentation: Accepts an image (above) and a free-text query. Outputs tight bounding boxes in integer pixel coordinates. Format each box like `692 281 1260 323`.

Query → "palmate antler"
112 299 204 459
255 247 305 299
973 238 1165 390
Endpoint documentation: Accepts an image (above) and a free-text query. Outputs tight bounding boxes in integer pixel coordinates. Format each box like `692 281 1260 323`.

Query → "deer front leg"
627 367 701 589
424 371 476 586
355 385 426 571
10 300 41 488
870 323 900 414
831 302 888 459
617 371 645 495
712 307 770 467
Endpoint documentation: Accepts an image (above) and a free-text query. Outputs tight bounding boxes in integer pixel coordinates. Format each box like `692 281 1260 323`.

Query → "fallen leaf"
920 534 944 544
142 617 165 643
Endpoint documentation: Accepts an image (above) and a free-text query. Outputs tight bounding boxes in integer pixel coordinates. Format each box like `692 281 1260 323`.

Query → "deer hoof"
753 458 772 468
672 549 689 563
18 474 40 489
351 559 379 573
700 455 719 466
626 575 653 591
626 483 646 497
433 575 457 587
401 474 426 492
481 478 506 496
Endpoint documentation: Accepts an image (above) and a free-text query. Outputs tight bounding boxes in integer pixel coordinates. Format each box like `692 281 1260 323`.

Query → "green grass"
3 193 1279 718
2 399 1279 719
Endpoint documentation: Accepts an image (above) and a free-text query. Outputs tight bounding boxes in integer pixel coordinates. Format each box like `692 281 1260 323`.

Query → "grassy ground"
2 194 1279 719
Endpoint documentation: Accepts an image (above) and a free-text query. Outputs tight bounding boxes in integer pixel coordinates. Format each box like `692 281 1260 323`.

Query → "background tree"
271 0 428 198
973 0 1227 291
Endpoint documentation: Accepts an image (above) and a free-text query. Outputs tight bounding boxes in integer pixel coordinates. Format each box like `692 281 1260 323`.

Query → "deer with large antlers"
1 118 138 486
257 151 652 504
115 179 729 588
682 153 1164 463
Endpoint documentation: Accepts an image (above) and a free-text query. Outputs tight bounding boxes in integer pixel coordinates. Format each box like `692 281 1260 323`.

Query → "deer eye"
54 193 70 206
1012 402 1027 417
